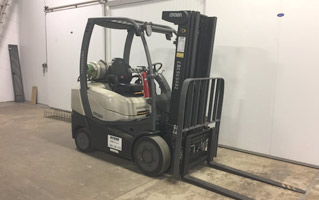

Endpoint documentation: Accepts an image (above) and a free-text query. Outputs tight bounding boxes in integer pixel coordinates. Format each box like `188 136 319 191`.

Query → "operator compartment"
72 58 151 121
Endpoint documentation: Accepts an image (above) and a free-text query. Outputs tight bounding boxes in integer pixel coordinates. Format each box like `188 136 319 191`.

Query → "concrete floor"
0 102 318 200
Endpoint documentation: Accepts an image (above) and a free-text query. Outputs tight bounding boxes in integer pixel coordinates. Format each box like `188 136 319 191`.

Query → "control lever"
129 67 145 73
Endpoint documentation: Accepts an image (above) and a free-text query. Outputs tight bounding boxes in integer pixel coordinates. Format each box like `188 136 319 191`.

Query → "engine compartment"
72 82 150 121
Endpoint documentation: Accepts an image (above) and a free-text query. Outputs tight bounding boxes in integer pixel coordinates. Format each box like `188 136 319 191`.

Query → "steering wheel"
152 63 162 72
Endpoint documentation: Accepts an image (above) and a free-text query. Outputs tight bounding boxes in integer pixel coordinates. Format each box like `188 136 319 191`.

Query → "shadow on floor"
86 150 140 174
36 118 141 174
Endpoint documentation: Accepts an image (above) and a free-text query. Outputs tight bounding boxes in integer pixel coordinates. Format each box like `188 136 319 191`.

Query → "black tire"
133 135 171 177
75 128 94 152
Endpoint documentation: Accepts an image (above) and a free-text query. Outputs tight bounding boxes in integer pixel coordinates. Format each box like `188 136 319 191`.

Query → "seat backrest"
110 58 132 84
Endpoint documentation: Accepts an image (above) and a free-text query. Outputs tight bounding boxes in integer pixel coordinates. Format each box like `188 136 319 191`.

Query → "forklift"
71 11 306 200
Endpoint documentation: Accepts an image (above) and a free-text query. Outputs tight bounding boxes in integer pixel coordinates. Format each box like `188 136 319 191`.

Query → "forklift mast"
162 11 217 125
161 11 306 199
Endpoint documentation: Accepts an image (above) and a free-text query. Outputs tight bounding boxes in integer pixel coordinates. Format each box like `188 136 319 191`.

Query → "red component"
142 72 150 98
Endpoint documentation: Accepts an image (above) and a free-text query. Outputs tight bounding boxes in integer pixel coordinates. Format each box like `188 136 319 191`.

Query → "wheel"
134 135 171 177
75 128 94 152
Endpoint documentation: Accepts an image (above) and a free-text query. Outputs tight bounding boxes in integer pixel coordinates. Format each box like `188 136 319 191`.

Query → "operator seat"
107 58 143 95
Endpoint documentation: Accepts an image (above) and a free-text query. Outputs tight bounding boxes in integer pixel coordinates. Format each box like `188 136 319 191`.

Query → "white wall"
0 0 19 102
46 2 104 111
270 0 319 165
207 0 319 165
19 0 48 104
18 0 104 108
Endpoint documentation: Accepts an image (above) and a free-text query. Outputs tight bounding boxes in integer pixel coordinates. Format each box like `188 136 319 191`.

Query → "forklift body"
71 11 305 200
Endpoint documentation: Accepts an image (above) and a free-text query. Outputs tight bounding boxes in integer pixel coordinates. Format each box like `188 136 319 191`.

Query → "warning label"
176 52 184 58
107 135 122 151
177 36 186 53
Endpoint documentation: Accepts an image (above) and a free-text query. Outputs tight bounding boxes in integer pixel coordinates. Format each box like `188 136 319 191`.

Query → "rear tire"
75 128 94 152
134 135 171 177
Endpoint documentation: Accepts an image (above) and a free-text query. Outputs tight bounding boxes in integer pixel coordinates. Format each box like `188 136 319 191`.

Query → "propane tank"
87 60 108 80
142 71 150 98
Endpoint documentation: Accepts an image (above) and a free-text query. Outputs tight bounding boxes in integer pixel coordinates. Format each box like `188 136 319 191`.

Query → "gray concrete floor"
0 102 318 200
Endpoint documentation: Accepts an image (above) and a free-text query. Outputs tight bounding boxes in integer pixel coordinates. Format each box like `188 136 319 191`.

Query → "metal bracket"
42 63 48 74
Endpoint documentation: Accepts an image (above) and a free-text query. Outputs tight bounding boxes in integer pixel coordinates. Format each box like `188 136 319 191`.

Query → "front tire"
75 128 94 152
134 135 171 177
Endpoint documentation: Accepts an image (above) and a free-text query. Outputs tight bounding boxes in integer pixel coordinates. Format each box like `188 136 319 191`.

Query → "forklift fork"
207 161 306 194
174 78 306 200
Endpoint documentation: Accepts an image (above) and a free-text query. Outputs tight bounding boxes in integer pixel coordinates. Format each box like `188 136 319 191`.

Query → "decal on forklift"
173 61 182 90
169 12 182 18
108 135 122 151
176 52 184 58
177 36 186 53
